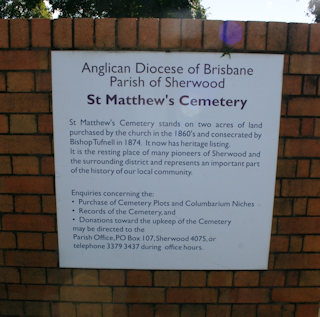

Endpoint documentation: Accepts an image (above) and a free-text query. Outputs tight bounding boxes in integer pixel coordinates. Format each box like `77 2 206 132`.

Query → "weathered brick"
0 301 24 316
167 288 217 303
0 72 5 91
308 198 320 215
3 214 55 231
282 179 320 196
219 288 269 303
276 159 296 177
129 304 153 317
181 271 206 287
207 305 231 317
0 136 51 154
273 198 292 216
296 159 310 177
44 233 58 250
282 75 302 95
52 303 76 317
0 232 16 248
100 270 125 286
38 114 53 134
10 19 29 48
154 271 179 287
42 195 57 213
21 268 46 284
12 156 39 174
0 114 8 133
181 304 205 317
275 254 320 269
0 51 48 70
288 23 308 52
47 268 72 284
17 232 43 249
103 304 127 317
95 18 116 48
181 19 202 49
279 117 300 137
36 72 52 92
208 272 233 287
234 271 259 287
293 198 307 215
289 236 303 252
303 76 318 95
247 22 266 51
257 304 282 317
53 18 72 48
32 19 51 47
304 236 320 251
10 114 37 133
285 139 320 157
15 195 40 213
0 195 13 212
288 97 320 116
0 156 11 174
290 54 320 74
8 285 58 301
316 118 320 136
25 302 50 317
232 305 256 317
74 18 94 48
311 160 320 177
203 20 224 50
118 18 137 48
73 269 99 285
0 267 19 283
0 176 53 194
296 304 319 317
114 287 165 303
7 72 34 92
286 271 299 287
310 23 320 52
161 19 180 48
267 22 287 51
60 286 111 302
139 18 159 49
0 93 49 113
272 288 320 302
127 270 152 286
260 271 285 287
41 156 55 175
77 303 102 317
155 304 179 317
301 118 314 136
0 20 9 48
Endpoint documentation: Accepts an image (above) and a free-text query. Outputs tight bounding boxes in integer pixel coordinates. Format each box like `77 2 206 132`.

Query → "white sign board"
52 51 283 270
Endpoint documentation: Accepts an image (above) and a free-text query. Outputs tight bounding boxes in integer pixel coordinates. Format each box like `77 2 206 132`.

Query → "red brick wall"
0 18 320 317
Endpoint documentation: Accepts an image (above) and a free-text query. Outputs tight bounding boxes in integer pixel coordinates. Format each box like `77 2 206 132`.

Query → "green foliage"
308 0 320 22
49 0 206 18
0 0 52 18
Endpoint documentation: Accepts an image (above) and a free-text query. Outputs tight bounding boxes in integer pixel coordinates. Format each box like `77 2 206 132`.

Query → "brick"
304 236 320 251
74 18 94 48
44 233 58 250
0 301 24 316
275 254 320 269
309 198 320 215
10 114 37 133
17 232 43 249
8 285 58 301
0 176 53 194
103 304 127 317
181 19 202 49
273 198 292 216
311 160 320 177
47 268 72 284
220 288 269 303
278 217 320 234
181 304 205 317
21 268 46 284
12 156 39 174
181 271 206 287
0 72 6 91
208 271 233 287
296 304 319 317
40 157 54 176
286 271 299 286
167 288 217 303
267 22 287 51
95 18 116 48
300 271 320 286
276 159 296 177
219 21 245 49
161 19 180 48
0 267 19 283
154 271 179 286
60 286 111 302
282 179 320 196
127 270 152 286
155 304 179 317
139 18 159 49
278 138 285 157
301 118 314 136
114 287 165 303
100 270 125 286
310 23 320 52
38 114 53 134
0 156 11 174
289 236 303 252
25 302 50 317
316 119 320 136
258 304 282 317
273 288 320 302
271 218 277 235
203 20 224 50
15 195 41 213
247 22 266 51
77 304 102 317
297 159 310 177
52 303 76 317
0 195 13 212
232 305 256 317
74 269 99 285
260 271 285 287
275 179 281 197
0 285 6 299
32 19 51 47
0 93 49 112
53 18 72 48
129 304 153 317
36 72 52 92
0 20 9 48
304 76 318 95
10 19 29 48
207 305 231 317
285 139 320 157
3 214 55 231
288 98 320 116
234 271 259 287
282 75 302 95
0 115 8 133
0 50 48 71
288 23 308 52
293 198 307 215
290 54 320 74
42 195 56 213
118 18 137 48
7 72 34 92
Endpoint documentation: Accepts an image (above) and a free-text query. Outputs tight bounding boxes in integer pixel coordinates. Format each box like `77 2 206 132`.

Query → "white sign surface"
52 51 283 269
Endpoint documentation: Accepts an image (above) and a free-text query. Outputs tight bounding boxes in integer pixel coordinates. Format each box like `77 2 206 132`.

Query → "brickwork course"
0 18 320 317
